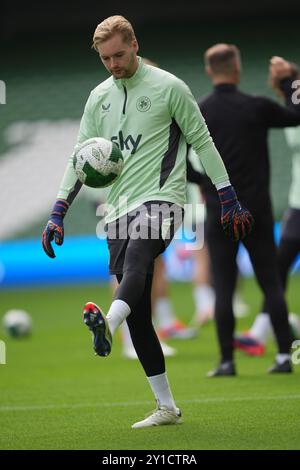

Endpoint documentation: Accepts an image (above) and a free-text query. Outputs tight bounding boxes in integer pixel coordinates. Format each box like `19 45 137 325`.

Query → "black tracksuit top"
198 83 300 213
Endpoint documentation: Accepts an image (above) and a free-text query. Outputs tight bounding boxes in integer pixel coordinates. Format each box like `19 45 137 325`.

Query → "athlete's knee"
115 268 148 311
122 269 145 294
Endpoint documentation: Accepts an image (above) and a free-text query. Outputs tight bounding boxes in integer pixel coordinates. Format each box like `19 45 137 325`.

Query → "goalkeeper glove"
42 199 69 258
218 186 254 241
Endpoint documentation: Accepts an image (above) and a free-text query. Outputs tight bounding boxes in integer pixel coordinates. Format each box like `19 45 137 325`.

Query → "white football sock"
155 297 176 329
147 372 177 411
250 313 271 344
194 285 215 314
276 353 290 364
106 299 131 336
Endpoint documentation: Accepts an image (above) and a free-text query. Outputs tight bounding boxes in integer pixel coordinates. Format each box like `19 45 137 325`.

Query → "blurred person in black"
199 44 300 376
235 57 300 354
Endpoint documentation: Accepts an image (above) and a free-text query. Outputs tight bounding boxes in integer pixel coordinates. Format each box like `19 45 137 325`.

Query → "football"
73 137 124 188
2 309 32 337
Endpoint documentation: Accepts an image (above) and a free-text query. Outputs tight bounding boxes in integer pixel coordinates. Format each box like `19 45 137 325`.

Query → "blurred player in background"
199 44 300 376
187 155 249 326
182 159 215 325
42 17 253 428
235 56 300 355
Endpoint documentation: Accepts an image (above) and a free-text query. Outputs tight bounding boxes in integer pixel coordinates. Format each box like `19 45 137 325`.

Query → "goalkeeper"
42 16 253 428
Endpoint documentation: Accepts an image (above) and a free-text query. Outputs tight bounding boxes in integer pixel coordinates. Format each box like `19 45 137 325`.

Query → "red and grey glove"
42 199 69 258
218 186 254 241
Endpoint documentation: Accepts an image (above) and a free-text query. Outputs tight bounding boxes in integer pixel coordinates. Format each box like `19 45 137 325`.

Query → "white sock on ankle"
106 299 131 336
147 372 177 411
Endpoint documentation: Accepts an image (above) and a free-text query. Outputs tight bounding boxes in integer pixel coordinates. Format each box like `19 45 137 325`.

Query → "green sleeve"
57 92 98 200
169 78 229 186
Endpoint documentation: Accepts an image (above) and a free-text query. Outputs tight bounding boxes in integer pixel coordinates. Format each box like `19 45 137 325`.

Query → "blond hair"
204 43 240 75
92 15 136 50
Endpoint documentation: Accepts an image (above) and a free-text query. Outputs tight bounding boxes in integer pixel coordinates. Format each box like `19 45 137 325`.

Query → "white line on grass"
1 394 300 412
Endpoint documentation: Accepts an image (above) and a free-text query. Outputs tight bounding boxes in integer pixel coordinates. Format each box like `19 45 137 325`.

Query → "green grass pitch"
1 277 300 450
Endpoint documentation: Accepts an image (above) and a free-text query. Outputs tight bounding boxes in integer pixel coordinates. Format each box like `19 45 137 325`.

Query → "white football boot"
132 404 182 429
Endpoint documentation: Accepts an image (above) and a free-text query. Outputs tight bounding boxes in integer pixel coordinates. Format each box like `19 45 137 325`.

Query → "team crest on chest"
136 96 151 112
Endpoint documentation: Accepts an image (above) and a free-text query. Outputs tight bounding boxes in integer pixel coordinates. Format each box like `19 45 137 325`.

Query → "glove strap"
51 199 69 222
217 185 237 208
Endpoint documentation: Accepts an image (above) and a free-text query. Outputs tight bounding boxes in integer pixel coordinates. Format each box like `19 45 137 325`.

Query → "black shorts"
106 201 183 275
281 208 300 241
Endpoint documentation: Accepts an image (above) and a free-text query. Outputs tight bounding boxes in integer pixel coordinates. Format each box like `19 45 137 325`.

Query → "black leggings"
206 208 292 362
115 236 166 377
261 237 300 311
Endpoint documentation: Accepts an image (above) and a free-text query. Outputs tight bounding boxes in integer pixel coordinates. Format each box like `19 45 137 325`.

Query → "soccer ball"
289 313 300 339
2 309 32 337
73 137 124 188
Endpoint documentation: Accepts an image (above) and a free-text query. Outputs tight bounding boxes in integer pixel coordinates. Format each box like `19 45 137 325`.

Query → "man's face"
97 33 139 79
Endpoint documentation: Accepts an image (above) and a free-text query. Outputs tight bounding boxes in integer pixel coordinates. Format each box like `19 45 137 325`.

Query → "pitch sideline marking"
0 394 300 412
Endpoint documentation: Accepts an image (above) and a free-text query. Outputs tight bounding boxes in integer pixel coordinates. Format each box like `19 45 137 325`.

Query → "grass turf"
0 277 300 450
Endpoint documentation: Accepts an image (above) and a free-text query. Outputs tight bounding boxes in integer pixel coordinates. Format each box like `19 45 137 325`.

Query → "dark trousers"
205 206 292 362
261 237 300 311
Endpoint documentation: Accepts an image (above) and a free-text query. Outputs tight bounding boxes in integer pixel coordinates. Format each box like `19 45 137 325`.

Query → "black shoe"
83 302 112 357
268 359 292 374
207 361 236 377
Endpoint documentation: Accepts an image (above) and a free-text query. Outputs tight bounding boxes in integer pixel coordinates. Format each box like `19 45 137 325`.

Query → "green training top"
284 127 300 209
57 57 229 222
